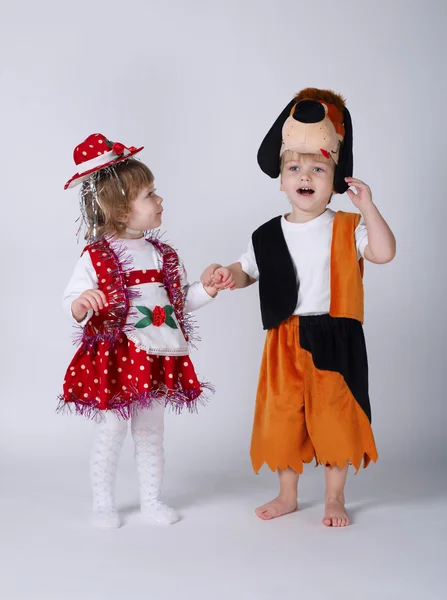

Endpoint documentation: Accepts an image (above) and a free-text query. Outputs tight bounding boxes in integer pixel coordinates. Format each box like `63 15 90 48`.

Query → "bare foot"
322 496 350 527
255 496 297 520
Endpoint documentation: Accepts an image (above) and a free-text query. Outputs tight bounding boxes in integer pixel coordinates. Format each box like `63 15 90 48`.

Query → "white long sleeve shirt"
63 236 214 355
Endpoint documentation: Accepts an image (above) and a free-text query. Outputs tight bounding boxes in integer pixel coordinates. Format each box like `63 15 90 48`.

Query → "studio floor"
1 459 445 600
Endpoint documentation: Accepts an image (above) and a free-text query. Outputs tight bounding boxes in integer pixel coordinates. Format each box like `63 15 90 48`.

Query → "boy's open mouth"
297 187 315 196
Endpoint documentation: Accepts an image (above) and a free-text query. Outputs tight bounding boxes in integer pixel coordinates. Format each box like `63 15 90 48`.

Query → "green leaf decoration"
163 305 174 317
137 306 153 318
134 317 152 329
104 139 114 149
165 316 178 329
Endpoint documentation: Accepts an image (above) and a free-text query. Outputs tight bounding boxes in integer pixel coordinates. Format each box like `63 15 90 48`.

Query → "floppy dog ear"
334 107 353 194
257 99 296 178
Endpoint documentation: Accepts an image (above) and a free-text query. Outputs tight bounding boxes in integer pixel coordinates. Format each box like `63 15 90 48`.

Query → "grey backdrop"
1 1 446 599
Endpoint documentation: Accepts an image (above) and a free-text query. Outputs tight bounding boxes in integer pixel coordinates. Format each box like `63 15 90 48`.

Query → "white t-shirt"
238 209 368 316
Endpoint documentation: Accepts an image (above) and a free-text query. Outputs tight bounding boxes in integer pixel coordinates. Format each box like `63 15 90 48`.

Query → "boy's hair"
82 159 154 240
280 150 335 173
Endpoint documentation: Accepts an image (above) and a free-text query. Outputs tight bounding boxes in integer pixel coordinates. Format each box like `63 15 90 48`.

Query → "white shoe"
141 500 179 525
92 508 122 529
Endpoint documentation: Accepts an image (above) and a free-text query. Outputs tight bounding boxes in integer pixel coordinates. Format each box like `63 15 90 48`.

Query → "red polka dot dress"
59 235 214 420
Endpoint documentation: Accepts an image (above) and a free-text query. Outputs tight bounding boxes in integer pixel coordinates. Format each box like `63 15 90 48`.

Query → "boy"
202 88 395 527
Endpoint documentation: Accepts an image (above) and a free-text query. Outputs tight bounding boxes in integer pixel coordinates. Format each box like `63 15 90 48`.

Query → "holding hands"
201 264 236 292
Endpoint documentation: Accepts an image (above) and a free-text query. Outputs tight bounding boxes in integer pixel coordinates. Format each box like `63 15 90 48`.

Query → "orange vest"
330 211 364 323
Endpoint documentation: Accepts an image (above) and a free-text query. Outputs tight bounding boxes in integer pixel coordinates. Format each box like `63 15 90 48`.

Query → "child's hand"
203 284 219 298
213 267 236 291
201 264 222 288
71 289 107 322
345 177 373 210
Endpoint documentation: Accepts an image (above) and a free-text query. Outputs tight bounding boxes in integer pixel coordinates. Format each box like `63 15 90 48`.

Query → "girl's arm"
62 251 103 324
181 261 217 314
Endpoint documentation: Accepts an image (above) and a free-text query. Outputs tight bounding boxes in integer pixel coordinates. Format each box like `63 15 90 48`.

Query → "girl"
59 133 217 528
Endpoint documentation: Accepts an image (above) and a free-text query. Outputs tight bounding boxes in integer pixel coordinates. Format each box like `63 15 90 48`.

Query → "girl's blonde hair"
82 159 154 240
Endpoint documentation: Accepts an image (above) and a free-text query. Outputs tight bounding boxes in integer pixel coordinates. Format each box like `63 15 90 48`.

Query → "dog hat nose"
292 100 325 124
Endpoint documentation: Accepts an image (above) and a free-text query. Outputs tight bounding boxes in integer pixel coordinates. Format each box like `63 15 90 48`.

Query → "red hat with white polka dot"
64 133 144 190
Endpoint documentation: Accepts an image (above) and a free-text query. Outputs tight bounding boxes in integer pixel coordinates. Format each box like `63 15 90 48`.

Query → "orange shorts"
250 315 378 474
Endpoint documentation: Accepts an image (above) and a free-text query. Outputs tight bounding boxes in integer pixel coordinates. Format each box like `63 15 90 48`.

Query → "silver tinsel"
77 165 127 244
78 174 101 243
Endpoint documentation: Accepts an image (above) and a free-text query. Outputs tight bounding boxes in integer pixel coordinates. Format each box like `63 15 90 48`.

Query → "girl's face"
126 183 163 233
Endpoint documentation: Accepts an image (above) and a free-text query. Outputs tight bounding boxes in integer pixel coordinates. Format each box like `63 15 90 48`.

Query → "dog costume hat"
257 88 353 194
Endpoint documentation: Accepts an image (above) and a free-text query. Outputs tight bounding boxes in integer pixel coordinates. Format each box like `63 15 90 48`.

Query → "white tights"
90 401 178 527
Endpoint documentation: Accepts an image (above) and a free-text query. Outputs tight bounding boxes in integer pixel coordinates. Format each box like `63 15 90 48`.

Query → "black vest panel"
252 216 298 330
